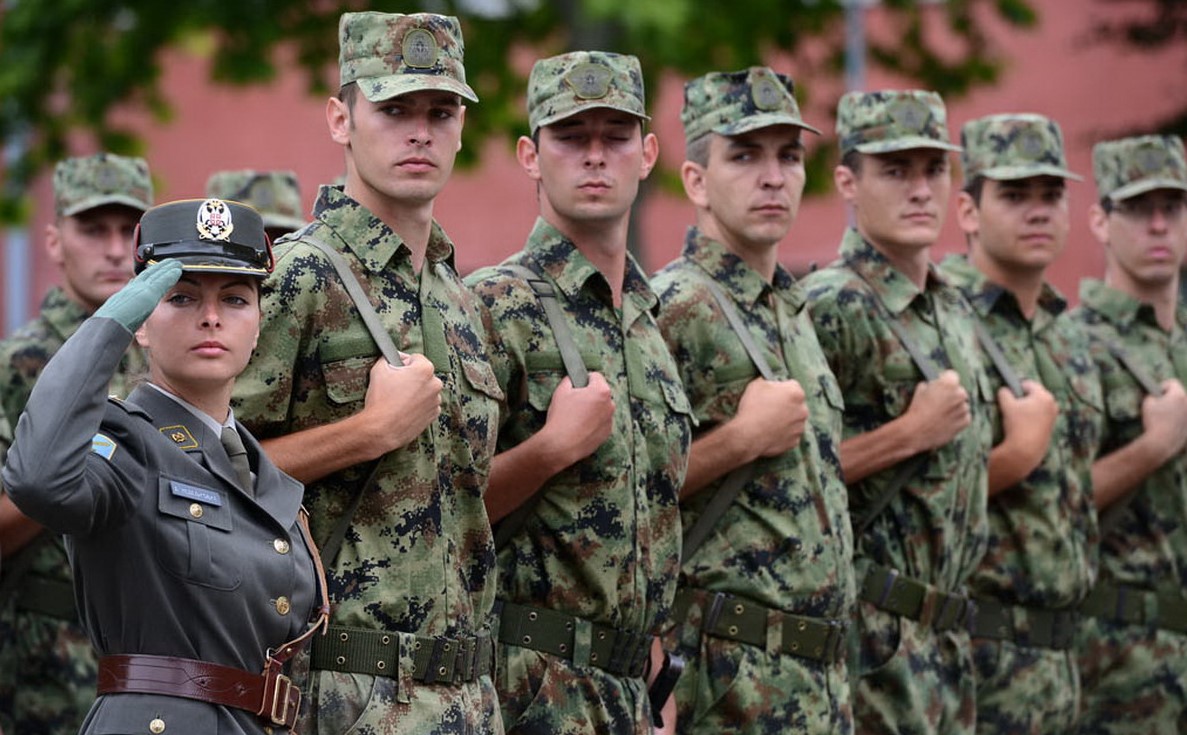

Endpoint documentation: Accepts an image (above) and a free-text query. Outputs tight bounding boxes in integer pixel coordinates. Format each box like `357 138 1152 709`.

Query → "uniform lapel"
238 421 303 528
127 385 248 497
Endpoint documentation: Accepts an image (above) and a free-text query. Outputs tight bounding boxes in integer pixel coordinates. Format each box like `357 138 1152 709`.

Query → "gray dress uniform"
2 315 322 735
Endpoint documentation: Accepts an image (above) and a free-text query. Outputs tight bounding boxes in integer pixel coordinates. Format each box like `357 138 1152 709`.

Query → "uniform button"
273 539 290 555
275 596 291 615
189 504 203 519
149 718 166 733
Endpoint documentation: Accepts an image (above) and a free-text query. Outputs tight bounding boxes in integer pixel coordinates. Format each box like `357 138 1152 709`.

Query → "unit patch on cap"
566 63 612 100
1134 143 1171 175
94 163 119 191
751 77 783 111
402 28 438 68
889 97 929 133
196 198 235 242
1016 128 1046 160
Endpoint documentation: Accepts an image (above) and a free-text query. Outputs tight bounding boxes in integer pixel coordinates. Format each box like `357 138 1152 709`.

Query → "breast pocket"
155 475 240 590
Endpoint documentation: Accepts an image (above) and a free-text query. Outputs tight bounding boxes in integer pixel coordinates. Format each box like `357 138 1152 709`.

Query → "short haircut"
840 149 863 175
338 83 359 112
685 134 711 168
963 175 986 206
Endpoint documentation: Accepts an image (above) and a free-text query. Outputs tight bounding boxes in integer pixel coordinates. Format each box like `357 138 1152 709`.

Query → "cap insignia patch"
402 28 438 69
566 63 612 100
95 163 119 191
1016 129 1046 160
1134 143 1170 175
751 77 783 112
196 198 235 242
889 98 929 133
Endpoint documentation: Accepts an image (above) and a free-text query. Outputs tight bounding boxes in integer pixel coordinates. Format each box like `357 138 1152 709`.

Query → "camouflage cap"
53 153 153 218
205 170 305 233
135 198 273 277
681 67 821 144
527 51 648 133
339 12 477 104
1092 135 1187 202
836 89 961 156
961 114 1081 184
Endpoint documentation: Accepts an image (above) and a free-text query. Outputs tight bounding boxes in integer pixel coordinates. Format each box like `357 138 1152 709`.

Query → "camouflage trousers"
1076 616 1187 734
971 637 1079 735
495 642 652 735
0 604 96 735
296 655 503 735
662 611 852 735
851 600 976 735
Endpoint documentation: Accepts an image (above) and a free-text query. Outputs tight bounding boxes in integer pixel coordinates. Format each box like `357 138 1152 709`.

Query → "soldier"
465 51 691 734
649 67 854 734
1071 135 1187 734
0 152 152 735
939 114 1103 734
4 199 327 735
231 11 505 734
205 169 307 240
801 90 996 734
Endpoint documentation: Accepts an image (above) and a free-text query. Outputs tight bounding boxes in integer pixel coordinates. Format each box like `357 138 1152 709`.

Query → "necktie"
220 426 253 495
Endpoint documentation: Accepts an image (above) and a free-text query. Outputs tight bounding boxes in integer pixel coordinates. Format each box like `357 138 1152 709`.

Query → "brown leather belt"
98 654 301 728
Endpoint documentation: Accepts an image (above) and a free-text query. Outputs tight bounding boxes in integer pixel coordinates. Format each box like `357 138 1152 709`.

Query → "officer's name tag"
170 481 223 506
91 433 117 461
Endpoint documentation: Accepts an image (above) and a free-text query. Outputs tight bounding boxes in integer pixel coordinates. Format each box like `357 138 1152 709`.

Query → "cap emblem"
196 198 235 242
751 77 783 112
1016 129 1046 160
889 97 929 133
94 163 119 191
1134 143 1170 175
566 63 612 100
402 28 438 69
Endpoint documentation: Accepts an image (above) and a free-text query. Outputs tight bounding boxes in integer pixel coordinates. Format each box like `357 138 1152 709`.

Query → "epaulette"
107 395 150 420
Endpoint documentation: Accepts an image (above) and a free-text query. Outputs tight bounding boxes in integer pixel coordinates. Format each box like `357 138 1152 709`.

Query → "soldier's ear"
327 97 351 146
1088 202 1110 247
955 191 979 240
516 135 542 182
834 164 858 202
640 132 659 179
681 160 709 209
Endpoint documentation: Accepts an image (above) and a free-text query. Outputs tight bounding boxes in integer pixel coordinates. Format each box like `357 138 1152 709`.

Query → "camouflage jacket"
801 230 993 592
941 255 1102 609
466 217 691 635
650 228 855 619
0 287 147 586
1069 279 1187 592
232 185 503 639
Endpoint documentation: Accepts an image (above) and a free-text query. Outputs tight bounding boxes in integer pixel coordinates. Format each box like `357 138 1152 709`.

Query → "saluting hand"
360 353 443 454
905 369 971 451
94 259 184 333
733 377 809 460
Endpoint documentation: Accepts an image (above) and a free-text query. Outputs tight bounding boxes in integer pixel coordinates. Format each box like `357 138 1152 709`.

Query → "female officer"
3 198 327 735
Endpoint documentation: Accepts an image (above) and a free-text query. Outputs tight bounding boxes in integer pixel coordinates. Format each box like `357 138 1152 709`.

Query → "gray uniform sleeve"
2 317 144 534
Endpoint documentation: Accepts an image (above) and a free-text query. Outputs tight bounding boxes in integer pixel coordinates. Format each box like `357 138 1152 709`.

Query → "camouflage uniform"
650 68 852 735
941 115 1103 735
653 229 855 734
205 169 307 236
1070 133 1187 735
465 51 691 735
232 13 503 734
0 153 151 735
802 90 993 735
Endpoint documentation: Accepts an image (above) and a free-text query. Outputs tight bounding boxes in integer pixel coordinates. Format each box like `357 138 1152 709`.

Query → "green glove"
94 260 184 332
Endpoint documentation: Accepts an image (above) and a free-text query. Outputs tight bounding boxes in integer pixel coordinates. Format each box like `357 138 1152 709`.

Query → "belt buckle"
268 672 299 727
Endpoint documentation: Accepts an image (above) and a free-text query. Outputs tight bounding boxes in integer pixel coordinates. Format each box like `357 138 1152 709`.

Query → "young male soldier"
466 51 691 734
939 114 1103 734
205 169 307 240
232 12 505 733
801 90 997 734
1071 135 1187 734
649 67 854 734
0 152 152 735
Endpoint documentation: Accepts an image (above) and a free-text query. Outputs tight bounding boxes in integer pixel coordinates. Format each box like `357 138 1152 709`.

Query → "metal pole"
3 134 30 337
844 0 868 93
